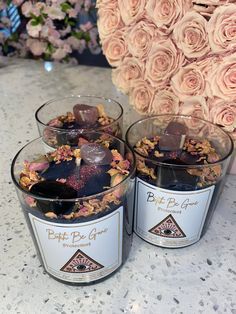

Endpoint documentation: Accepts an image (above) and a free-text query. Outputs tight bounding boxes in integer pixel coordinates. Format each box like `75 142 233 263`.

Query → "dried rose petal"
48 118 63 128
29 161 49 172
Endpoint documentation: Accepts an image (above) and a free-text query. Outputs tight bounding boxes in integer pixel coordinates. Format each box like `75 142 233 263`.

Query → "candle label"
29 207 123 283
135 178 215 247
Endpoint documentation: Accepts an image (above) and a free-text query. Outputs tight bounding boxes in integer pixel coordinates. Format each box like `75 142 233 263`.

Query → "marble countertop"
1 57 236 314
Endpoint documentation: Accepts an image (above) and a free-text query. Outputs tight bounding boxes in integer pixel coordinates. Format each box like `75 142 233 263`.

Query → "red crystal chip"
66 165 102 191
73 104 99 126
80 143 113 165
66 174 85 191
165 121 187 136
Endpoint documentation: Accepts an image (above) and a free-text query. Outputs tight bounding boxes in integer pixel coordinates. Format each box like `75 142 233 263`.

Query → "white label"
135 178 215 248
29 207 123 283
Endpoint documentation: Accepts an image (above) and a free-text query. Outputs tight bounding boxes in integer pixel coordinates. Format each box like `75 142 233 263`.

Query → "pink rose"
52 44 72 60
96 0 116 8
26 38 47 56
21 1 33 17
67 36 83 50
97 4 124 42
44 5 66 20
48 36 63 48
179 96 209 120
22 2 46 17
150 89 179 115
231 132 236 143
60 25 71 37
26 21 42 38
112 57 144 94
208 4 236 53
145 39 185 88
193 3 216 18
145 0 192 32
129 79 154 115
102 30 128 67
179 96 209 132
68 9 78 18
206 54 236 100
208 97 236 133
173 11 210 58
127 20 158 60
193 0 228 5
171 64 206 101
118 0 146 25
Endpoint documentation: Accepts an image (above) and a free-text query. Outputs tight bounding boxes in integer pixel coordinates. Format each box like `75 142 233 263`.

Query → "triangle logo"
60 249 104 273
148 214 186 238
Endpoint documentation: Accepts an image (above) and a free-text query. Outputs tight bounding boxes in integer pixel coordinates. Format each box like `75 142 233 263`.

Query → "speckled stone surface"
1 57 236 314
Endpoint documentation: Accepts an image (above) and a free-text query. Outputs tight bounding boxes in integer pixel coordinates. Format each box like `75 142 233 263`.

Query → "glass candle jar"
35 95 123 148
11 131 135 284
126 115 233 248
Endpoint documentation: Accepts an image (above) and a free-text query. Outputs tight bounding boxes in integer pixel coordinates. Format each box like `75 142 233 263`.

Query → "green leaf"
46 43 55 54
10 32 19 41
2 43 9 54
68 20 76 27
60 2 72 12
64 16 69 25
31 19 40 26
83 32 90 42
30 13 37 19
71 31 83 40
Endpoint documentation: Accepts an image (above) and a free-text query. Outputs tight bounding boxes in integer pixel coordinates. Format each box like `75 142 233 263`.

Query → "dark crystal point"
30 180 77 215
159 134 184 151
80 143 113 165
73 104 99 126
165 121 187 136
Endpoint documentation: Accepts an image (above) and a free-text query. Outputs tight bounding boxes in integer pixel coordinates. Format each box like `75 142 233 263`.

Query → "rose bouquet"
97 0 236 143
0 0 101 62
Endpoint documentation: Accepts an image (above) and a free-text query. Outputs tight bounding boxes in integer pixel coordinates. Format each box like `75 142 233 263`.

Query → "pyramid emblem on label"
148 214 186 238
60 249 104 273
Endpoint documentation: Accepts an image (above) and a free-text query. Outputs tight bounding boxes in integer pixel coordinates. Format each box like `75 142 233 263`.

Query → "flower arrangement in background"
0 0 101 62
97 0 236 140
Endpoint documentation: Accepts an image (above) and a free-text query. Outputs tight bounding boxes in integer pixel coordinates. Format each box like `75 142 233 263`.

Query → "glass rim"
11 133 136 202
35 94 124 131
125 114 234 169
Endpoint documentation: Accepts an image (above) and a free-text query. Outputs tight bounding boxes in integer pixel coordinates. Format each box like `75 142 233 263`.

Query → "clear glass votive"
126 115 233 248
35 95 123 148
11 131 135 284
